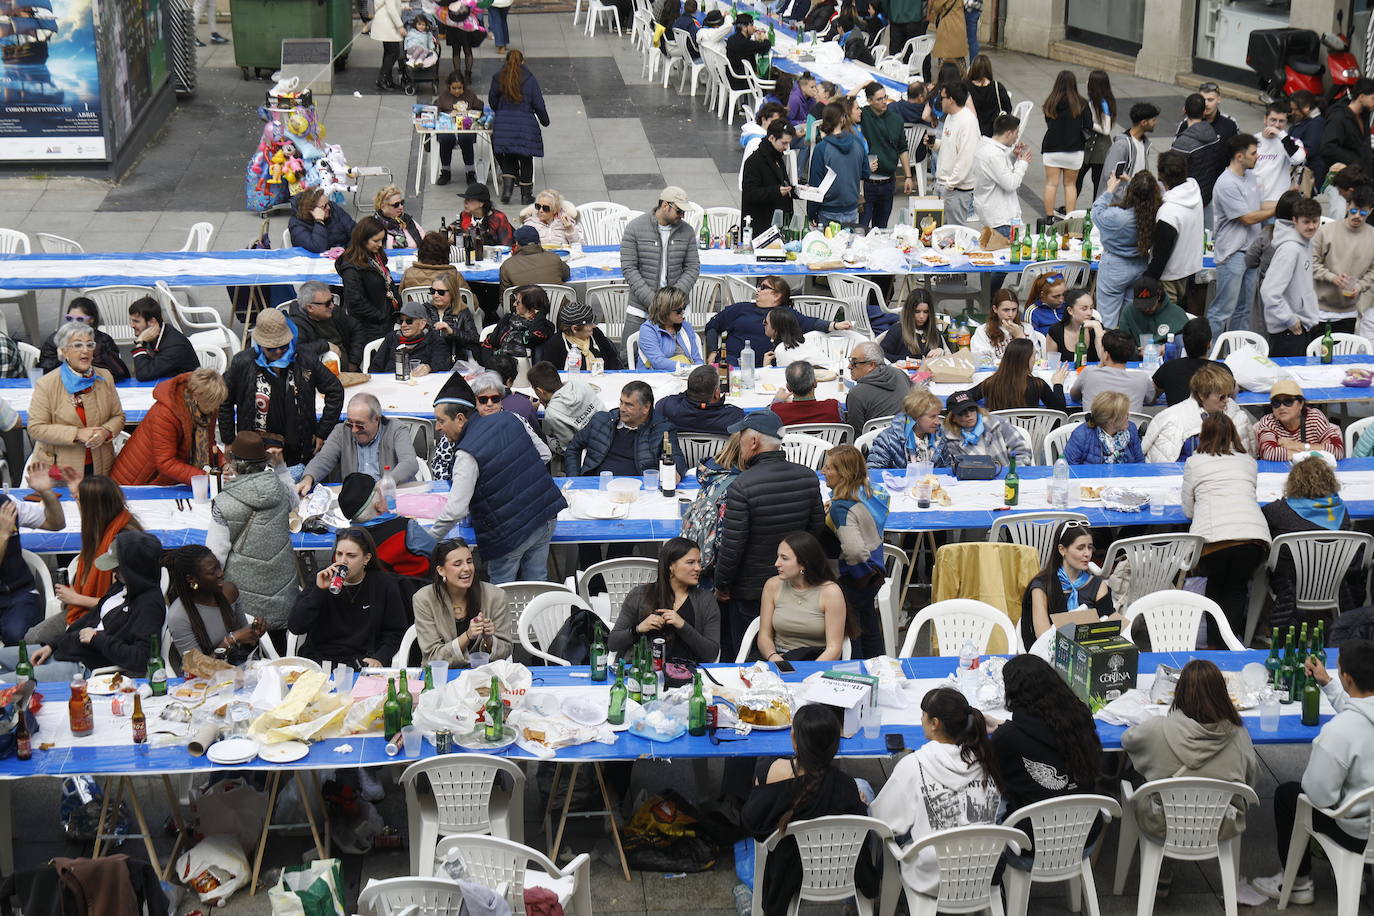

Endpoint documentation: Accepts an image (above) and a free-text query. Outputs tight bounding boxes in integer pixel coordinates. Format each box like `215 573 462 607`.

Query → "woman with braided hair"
741 704 878 916
164 545 266 666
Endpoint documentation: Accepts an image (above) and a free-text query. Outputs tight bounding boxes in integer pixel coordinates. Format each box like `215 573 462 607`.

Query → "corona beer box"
1053 619 1138 711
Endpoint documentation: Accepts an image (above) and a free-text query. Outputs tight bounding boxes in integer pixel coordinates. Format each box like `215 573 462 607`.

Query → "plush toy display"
244 96 354 212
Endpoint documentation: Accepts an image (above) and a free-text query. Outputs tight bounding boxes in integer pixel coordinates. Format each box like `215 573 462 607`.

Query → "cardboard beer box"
1053 619 1138 712
802 670 879 738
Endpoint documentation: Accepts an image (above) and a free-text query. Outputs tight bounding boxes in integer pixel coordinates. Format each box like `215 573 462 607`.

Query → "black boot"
464 170 477 185
519 183 534 205
436 168 451 186
499 176 515 204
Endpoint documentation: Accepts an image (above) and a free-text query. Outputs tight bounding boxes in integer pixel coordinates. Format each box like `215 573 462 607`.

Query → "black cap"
946 390 979 414
338 472 379 521
462 182 491 203
1132 274 1163 304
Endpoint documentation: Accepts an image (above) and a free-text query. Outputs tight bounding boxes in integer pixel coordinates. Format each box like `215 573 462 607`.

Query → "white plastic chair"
1101 533 1205 611
501 283 577 319
791 295 849 326
194 345 227 372
1121 590 1245 651
780 423 853 447
586 283 630 339
434 834 591 916
575 202 631 246
702 206 741 244
665 31 706 96
576 557 657 625
178 222 215 253
782 432 835 468
1277 786 1374 913
1208 330 1268 360
989 511 1091 568
862 415 895 437
899 598 1020 657
399 754 527 876
518 591 595 665
889 824 1029 916
391 624 418 668
856 428 881 454
878 543 910 656
750 815 895 916
1345 415 1374 456
362 338 384 373
358 877 466 916
735 616 853 664
929 224 982 251
991 408 1066 460
1041 421 1083 465
825 275 883 337
16 341 38 372
677 433 727 470
80 285 158 347
498 580 574 626
1248 530 1373 646
36 232 82 255
1002 795 1121 916
1305 331 1372 357
1013 259 1092 302
21 549 59 622
1112 777 1259 916
585 0 621 37
896 33 935 72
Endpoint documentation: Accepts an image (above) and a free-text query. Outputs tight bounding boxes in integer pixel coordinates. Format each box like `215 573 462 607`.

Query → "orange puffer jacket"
111 373 212 486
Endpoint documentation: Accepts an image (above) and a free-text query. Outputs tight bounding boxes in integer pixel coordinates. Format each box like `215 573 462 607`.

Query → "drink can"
589 357 605 376
652 638 665 672
328 564 347 595
435 729 453 754
57 569 69 587
707 704 719 729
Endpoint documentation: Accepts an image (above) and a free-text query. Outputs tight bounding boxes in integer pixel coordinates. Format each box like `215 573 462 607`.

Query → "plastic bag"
414 659 532 734
268 859 346 916
733 838 755 889
191 777 270 854
60 776 130 842
177 834 251 905
1225 349 1289 392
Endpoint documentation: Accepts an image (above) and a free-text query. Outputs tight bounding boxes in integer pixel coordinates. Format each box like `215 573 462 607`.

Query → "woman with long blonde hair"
489 49 550 206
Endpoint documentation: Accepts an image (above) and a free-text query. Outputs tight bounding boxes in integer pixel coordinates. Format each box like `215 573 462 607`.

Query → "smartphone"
1114 162 1129 179
885 733 905 753
773 658 796 673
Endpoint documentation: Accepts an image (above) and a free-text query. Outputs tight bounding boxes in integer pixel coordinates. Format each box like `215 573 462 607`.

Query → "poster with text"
0 0 105 160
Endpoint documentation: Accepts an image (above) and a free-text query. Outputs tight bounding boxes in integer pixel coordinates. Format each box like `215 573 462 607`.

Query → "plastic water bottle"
1142 341 1160 372
564 347 582 374
381 466 397 512
740 339 756 391
958 640 978 673
741 215 754 249
1051 458 1070 510
1163 333 1178 362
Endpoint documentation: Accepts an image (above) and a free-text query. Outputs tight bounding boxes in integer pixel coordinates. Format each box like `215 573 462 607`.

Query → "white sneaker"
1234 881 1269 907
1250 872 1314 905
356 767 386 802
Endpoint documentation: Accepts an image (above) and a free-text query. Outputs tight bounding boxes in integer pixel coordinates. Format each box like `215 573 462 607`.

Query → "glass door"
1066 0 1145 54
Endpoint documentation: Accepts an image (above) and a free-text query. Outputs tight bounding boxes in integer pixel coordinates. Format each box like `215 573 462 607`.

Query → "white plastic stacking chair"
80 285 158 347
178 222 215 252
856 428 881 454
862 415 895 437
702 206 741 243
780 423 853 447
1277 786 1374 913
723 275 758 304
889 824 1029 916
826 275 883 337
15 341 38 373
576 202 631 246
1306 332 1372 357
897 33 935 72
21 549 59 622
503 283 578 320
572 0 587 26
585 0 621 37
434 834 592 916
677 433 727 469
991 409 1066 460
790 295 848 326
899 599 1020 657
392 624 418 667
782 432 835 469
194 344 227 372
989 511 1091 568
1011 99 1034 127
1013 259 1091 301
1101 533 1205 611
358 877 467 916
1113 777 1259 916
878 543 910 656
735 617 853 663
36 232 83 307
1344 415 1374 456
929 224 982 250
586 283 630 339
751 815 896 916
577 557 657 625
665 31 706 96
1040 421 1083 465
399 754 527 876
498 581 574 629
518 592 595 665
1002 795 1121 916
824 331 868 365
362 338 383 373
1247 530 1373 646
1121 590 1245 651
629 8 652 52
1208 330 1268 360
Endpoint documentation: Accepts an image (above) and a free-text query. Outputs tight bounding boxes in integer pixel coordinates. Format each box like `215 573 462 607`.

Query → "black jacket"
991 713 1102 850
656 392 745 436
288 208 357 253
288 569 408 670
287 301 366 372
1170 120 1227 206
726 29 771 90
1321 99 1374 177
1040 99 1093 154
335 256 398 344
715 449 824 599
565 408 686 477
1262 498 1363 634
741 141 794 240
52 531 166 674
967 375 1066 412
369 327 457 373
218 348 345 467
38 328 129 382
541 328 625 371
130 324 199 382
0 856 169 916
802 0 835 32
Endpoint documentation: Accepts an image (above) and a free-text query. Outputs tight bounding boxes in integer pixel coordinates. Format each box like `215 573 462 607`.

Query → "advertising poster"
0 0 105 160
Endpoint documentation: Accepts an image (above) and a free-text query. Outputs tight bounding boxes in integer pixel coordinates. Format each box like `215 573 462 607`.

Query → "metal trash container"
230 0 333 80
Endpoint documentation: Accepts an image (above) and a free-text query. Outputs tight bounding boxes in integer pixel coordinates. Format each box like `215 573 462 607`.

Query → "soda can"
435 729 453 754
328 564 347 595
652 638 665 672
707 705 719 730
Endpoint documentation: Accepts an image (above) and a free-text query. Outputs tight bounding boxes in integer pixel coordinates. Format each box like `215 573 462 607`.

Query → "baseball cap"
1270 379 1304 400
727 411 783 437
946 390 979 414
659 186 690 211
399 300 429 320
93 540 121 571
513 226 541 246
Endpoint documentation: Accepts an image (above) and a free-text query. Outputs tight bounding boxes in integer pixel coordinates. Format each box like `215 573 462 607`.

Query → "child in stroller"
400 10 441 96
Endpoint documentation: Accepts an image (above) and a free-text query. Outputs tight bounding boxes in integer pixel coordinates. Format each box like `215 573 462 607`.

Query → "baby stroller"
399 8 441 97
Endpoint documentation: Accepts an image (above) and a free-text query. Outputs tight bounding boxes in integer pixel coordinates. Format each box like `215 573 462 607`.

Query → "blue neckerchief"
1288 495 1347 530
254 336 296 371
59 362 96 396
365 511 399 525
960 414 985 446
1057 566 1092 609
905 418 939 456
828 486 891 576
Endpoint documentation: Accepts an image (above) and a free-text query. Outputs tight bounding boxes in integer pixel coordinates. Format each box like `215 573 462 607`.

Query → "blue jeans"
484 516 556 584
1095 251 1146 329
817 208 859 227
488 7 510 47
860 178 896 230
0 644 85 683
1206 250 1255 336
965 9 980 60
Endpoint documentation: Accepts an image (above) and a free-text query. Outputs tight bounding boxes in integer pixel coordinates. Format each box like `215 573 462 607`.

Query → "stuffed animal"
268 148 287 186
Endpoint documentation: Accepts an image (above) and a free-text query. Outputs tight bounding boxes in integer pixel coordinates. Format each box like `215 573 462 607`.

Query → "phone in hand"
885 733 906 753
1114 162 1129 179
773 658 796 673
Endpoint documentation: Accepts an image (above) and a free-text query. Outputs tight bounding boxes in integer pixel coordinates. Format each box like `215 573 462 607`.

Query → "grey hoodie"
1306 681 1374 839
844 362 913 439
1261 220 1320 334
1121 708 1259 840
542 377 601 458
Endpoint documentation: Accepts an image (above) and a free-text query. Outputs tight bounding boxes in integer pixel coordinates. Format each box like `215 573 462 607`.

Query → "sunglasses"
399 316 422 324
429 287 450 296
63 313 93 323
848 357 874 366
1350 208 1372 218
344 420 371 431
536 203 554 212
386 199 405 208
1270 396 1303 409
1060 519 1091 532
311 297 338 309
476 395 502 404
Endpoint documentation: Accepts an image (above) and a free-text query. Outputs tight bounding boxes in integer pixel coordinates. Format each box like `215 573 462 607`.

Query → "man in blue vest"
429 374 567 584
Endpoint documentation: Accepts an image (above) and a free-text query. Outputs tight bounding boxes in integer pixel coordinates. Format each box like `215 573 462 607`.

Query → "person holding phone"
288 187 357 254
1091 169 1162 327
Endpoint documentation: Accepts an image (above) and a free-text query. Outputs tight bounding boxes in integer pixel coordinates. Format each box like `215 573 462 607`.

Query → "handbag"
951 453 1000 480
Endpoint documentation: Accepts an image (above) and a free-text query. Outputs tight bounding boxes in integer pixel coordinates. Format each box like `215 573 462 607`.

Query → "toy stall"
244 80 358 213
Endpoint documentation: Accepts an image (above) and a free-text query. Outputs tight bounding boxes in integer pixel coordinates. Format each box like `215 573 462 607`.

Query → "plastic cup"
428 659 449 687
401 725 422 757
678 497 692 519
643 469 659 493
599 471 612 491
409 359 423 377
1260 693 1281 732
230 702 252 737
26 368 41 384
468 651 490 669
862 708 880 740
1045 352 1062 372
191 474 210 504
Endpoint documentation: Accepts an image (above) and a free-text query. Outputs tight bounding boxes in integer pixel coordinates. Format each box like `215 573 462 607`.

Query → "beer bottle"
590 621 608 682
688 671 707 737
659 431 677 498
1073 326 1088 370
1301 671 1322 726
1004 455 1019 507
15 703 30 760
1321 321 1335 364
608 661 628 725
484 676 504 742
714 332 731 393
131 693 147 744
13 642 31 683
383 676 401 739
147 634 168 697
396 673 414 727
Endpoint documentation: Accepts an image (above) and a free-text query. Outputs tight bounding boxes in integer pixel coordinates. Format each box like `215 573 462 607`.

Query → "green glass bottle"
1264 638 1281 683
590 622 608 682
641 652 659 703
13 642 32 683
1299 622 1309 655
1020 230 1032 262
383 677 401 739
1321 321 1335 364
688 671 707 737
1073 326 1088 370
1301 671 1322 726
1008 224 1021 265
1004 455 1019 507
397 673 414 727
423 665 435 693
1275 631 1293 703
608 661 628 726
626 648 643 704
1315 621 1327 667
147 634 167 697
699 218 710 250
484 676 503 742
1289 627 1306 701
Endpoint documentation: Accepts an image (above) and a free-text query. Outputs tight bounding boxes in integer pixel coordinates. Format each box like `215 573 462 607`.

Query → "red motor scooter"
1247 27 1361 102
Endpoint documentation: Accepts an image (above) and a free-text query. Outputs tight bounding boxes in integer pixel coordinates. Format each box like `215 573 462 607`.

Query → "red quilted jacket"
111 374 214 486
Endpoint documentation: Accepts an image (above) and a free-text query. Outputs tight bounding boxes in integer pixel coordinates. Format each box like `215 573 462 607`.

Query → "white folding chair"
825 275 883 337
1277 786 1374 913
1121 590 1245 652
1247 530 1373 646
677 433 727 470
751 815 895 916
576 557 657 627
518 592 595 665
1101 533 1206 611
781 432 835 468
1113 777 1259 916
1041 421 1083 465
1208 330 1268 360
399 755 527 876
989 511 1091 568
1305 332 1372 357
573 202 631 246
80 285 158 347
889 824 1029 916
899 598 1020 656
780 423 853 446
434 834 592 916
991 408 1066 460
358 877 466 916
1002 795 1121 916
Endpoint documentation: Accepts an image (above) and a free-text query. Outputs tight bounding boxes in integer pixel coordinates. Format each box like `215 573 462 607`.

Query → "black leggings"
1199 542 1266 647
438 133 476 169
497 153 533 185
1074 162 1103 201
1274 781 1365 877
379 41 400 82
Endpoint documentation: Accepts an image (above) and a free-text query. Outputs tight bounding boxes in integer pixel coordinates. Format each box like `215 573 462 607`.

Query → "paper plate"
561 695 607 727
87 673 128 696
257 740 310 763
207 737 260 765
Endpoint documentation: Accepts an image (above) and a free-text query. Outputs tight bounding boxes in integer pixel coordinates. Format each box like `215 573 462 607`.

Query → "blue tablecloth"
0 651 1326 778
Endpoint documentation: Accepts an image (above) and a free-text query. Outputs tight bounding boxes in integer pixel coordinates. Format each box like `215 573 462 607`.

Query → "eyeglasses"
848 356 875 366
1350 208 1372 218
1198 82 1219 92
63 313 93 323
344 420 372 431
64 341 95 351
429 287 450 296
536 203 554 213
476 394 502 404
1270 396 1303 409
386 199 405 208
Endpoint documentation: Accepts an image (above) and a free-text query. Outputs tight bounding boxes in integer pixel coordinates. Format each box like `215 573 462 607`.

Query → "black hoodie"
1321 99 1374 177
991 712 1102 850
53 531 167 674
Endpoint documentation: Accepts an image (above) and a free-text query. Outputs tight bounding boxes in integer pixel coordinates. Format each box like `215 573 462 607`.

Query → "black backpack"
545 607 601 665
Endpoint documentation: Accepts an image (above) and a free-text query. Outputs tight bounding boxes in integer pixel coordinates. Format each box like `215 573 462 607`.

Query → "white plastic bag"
1225 349 1290 392
176 834 251 905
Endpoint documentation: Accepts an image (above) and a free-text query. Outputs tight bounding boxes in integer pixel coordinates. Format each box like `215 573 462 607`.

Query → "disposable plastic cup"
468 652 491 669
1260 695 1281 732
599 471 612 491
428 659 449 687
401 725 422 757
862 714 880 740
1045 353 1062 372
643 469 659 493
191 475 210 503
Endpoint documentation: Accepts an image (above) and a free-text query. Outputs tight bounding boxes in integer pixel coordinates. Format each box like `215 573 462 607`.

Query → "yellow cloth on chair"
930 542 1040 653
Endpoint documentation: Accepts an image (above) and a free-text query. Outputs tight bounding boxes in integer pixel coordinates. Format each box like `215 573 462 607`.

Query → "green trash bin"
327 0 355 71
230 0 332 80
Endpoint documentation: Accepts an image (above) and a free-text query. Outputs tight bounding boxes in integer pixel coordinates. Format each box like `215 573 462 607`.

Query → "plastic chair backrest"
498 580 574 626
576 202 631 246
577 557 657 616
1346 416 1374 456
0 228 30 255
1268 530 1373 613
901 599 1019 656
517 591 594 665
390 415 437 464
1138 777 1259 856
357 877 467 916
587 283 630 337
1015 795 1121 880
194 345 227 373
36 232 82 254
1122 589 1245 651
1012 99 1034 125
80 285 157 345
21 549 58 621
180 222 215 253
755 815 893 911
1208 330 1268 360
1014 259 1091 300
1103 533 1205 609
399 754 525 836
862 415 895 437
393 624 418 667
929 224 982 250
990 511 1091 568
703 206 742 243
790 295 847 325
781 432 835 468
780 423 853 446
677 433 727 470
1040 421 1083 465
879 543 909 655
824 275 882 337
434 834 579 916
1305 332 1372 357
16 341 38 372
905 825 1028 909
362 338 383 373
991 408 1066 458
